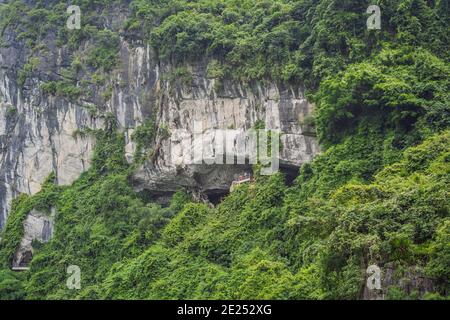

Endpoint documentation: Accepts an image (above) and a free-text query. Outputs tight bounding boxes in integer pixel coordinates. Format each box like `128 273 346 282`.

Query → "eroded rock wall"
0 33 319 229
133 67 320 196
0 35 156 229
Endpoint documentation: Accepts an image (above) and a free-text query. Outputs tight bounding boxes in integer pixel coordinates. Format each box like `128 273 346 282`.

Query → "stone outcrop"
0 22 319 229
363 263 436 300
12 208 55 268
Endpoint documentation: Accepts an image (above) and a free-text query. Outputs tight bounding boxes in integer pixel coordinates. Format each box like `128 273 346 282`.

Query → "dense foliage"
128 0 449 86
0 0 448 299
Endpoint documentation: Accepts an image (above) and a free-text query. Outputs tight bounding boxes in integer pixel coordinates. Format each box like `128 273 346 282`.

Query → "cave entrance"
279 164 300 186
205 190 229 206
138 190 174 207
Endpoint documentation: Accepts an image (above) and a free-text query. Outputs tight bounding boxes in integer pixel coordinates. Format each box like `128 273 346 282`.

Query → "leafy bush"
0 270 26 300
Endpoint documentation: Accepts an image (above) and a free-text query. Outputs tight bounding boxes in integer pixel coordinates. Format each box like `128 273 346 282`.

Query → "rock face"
0 36 155 229
0 25 319 228
363 263 436 300
12 208 55 268
133 69 320 199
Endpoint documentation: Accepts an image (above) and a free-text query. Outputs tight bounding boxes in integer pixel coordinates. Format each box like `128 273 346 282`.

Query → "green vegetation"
86 30 120 72
0 128 191 299
314 46 450 146
18 57 40 87
0 0 124 100
0 0 448 300
5 105 18 119
0 270 25 300
1 130 447 299
97 132 449 299
0 173 59 269
128 0 449 86
162 66 194 89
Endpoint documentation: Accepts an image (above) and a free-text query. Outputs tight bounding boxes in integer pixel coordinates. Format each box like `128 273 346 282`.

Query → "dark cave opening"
205 190 229 206
138 190 175 207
